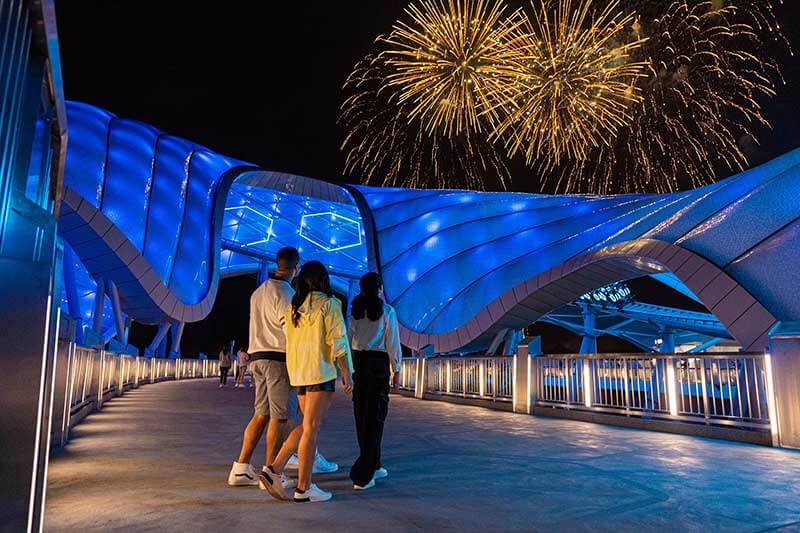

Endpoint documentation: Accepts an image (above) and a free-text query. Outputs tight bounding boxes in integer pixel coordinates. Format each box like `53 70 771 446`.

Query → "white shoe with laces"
258 466 287 500
285 451 339 474
293 483 332 503
374 467 388 480
227 462 259 486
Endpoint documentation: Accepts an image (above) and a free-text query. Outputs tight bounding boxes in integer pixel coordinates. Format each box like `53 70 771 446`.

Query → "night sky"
55 1 800 354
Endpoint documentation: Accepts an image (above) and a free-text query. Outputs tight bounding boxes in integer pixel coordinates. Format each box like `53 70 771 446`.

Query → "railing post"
97 351 105 410
582 357 592 408
622 358 630 416
479 359 486 398
414 352 425 400
767 328 800 449
513 344 534 414
462 360 467 398
699 357 710 422
446 359 451 394
666 356 679 416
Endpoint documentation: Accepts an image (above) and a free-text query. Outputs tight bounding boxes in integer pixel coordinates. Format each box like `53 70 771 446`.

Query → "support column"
147 323 171 357
108 280 126 351
170 321 185 359
768 324 800 449
502 329 524 356
579 303 597 354
659 327 676 353
92 277 105 334
123 317 132 346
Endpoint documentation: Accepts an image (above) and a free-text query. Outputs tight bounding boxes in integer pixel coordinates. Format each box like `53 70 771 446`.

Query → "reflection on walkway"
45 380 800 531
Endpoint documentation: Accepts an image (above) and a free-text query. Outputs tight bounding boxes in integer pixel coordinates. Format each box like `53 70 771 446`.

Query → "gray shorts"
250 359 297 420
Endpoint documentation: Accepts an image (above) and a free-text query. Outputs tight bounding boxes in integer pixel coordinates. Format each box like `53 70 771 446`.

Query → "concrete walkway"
45 379 800 532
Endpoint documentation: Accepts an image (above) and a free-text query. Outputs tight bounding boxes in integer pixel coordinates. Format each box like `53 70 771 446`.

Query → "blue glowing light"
223 205 274 247
299 212 363 252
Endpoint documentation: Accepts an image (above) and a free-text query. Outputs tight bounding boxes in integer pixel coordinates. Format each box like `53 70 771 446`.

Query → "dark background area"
55 1 800 190
56 1 799 355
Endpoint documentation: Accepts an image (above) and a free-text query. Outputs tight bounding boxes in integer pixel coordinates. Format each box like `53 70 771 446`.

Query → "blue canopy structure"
58 101 800 354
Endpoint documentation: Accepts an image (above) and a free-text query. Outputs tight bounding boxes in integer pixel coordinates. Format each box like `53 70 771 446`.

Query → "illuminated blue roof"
59 101 800 353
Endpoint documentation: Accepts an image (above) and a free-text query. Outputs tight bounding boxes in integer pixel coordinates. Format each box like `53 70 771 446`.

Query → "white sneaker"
314 452 339 473
218 384 224 388
258 466 287 500
285 451 339 474
259 470 295 491
374 467 388 480
293 483 332 503
227 462 259 486
353 478 375 491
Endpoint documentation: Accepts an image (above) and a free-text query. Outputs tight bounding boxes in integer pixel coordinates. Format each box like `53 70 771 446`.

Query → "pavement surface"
44 378 800 532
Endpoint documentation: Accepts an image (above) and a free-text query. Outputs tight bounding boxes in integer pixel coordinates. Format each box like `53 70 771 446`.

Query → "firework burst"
544 0 790 193
380 0 525 138
489 0 649 166
339 53 510 189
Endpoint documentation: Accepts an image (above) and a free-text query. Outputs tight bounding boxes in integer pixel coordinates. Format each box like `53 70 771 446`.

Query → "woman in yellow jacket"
260 261 353 503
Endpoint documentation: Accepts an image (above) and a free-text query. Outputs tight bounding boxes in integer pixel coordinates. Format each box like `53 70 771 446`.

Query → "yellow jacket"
284 292 353 386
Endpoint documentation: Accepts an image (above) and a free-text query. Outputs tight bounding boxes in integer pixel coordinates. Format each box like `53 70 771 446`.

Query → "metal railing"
58 341 215 446
399 358 417 392
422 356 514 402
534 353 771 430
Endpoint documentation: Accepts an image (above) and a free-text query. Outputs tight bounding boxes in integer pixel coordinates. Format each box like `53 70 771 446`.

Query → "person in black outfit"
347 273 402 490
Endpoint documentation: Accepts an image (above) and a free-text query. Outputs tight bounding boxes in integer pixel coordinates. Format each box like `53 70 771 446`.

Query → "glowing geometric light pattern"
220 181 368 282
299 212 363 252
223 205 274 247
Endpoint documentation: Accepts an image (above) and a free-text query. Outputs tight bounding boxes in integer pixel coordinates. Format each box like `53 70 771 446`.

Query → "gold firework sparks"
380 0 525 138
339 53 510 190
489 0 648 166
544 0 789 193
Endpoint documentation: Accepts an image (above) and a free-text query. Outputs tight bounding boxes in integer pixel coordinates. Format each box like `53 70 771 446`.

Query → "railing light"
666 359 679 416
764 352 780 446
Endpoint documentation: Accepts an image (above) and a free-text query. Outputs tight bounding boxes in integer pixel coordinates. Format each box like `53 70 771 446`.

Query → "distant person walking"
347 272 401 490
218 346 232 388
235 345 250 388
260 261 353 503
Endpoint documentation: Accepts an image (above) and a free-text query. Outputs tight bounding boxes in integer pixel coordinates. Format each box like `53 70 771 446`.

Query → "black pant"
349 350 390 486
219 366 230 384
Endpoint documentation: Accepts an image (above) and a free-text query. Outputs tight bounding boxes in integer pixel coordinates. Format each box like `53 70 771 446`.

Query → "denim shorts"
295 379 336 396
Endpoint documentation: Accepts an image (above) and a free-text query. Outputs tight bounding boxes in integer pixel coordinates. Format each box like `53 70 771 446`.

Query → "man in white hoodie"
228 247 337 488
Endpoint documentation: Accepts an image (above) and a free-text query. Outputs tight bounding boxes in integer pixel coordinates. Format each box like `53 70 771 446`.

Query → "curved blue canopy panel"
60 101 252 324
353 149 800 352
58 101 800 354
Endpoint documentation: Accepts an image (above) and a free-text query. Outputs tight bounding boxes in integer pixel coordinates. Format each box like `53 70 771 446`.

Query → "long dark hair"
291 261 332 327
351 272 384 322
